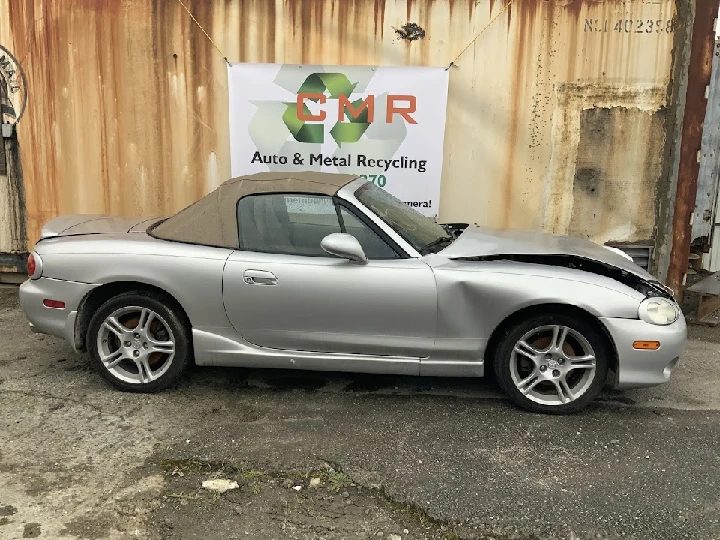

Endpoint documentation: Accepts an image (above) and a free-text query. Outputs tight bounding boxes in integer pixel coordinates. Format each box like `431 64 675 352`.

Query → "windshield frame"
337 178 452 257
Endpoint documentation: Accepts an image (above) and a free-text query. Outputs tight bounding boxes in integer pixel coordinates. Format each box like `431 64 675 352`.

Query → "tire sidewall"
493 313 610 414
86 291 190 393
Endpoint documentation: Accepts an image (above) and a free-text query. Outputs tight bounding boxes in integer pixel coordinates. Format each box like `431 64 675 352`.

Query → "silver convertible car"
19 172 687 414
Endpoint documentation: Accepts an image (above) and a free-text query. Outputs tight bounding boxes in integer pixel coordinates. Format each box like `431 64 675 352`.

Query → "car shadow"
182 364 505 399
180 364 644 409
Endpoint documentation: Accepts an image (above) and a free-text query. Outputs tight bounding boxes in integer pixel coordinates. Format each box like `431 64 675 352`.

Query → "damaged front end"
434 223 674 301
451 253 675 301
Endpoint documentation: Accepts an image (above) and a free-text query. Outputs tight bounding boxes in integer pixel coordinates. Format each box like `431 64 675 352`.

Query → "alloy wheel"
96 306 176 384
509 324 597 406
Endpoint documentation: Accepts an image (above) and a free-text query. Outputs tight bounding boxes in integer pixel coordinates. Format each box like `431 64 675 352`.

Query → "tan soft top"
150 171 359 248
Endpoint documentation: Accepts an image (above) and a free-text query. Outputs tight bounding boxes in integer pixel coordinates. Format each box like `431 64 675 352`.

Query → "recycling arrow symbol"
282 73 370 145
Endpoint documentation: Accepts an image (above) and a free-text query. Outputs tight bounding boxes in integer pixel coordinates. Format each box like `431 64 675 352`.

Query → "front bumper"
19 277 97 351
600 313 687 388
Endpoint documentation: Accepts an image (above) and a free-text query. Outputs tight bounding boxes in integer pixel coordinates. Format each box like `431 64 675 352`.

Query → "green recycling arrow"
283 72 367 145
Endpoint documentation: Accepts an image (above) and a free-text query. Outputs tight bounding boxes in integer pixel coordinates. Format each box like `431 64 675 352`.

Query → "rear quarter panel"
33 234 234 330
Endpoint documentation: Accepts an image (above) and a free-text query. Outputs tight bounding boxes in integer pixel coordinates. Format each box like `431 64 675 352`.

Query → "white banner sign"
228 63 450 216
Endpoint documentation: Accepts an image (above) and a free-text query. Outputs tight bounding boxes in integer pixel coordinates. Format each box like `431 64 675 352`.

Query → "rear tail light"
27 252 42 279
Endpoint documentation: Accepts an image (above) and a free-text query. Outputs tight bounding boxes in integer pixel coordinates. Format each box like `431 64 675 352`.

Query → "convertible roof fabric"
150 171 358 248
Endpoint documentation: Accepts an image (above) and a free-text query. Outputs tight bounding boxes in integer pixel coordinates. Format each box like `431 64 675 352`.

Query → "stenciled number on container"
584 18 675 34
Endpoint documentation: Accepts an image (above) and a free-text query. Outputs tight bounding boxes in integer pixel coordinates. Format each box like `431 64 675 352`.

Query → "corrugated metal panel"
707 225 720 271
691 36 720 249
0 0 678 251
605 242 654 273
705 171 720 271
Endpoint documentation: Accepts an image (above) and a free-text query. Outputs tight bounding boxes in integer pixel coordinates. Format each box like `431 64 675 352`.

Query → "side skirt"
192 328 485 378
420 360 484 378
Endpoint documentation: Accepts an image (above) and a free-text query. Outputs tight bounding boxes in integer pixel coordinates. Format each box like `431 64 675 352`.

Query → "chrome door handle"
243 269 278 285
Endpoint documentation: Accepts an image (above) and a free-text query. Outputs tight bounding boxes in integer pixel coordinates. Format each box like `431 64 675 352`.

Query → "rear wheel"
86 291 191 392
493 313 610 414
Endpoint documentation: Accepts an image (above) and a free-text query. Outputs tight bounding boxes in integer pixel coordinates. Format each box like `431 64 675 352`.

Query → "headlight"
638 297 679 326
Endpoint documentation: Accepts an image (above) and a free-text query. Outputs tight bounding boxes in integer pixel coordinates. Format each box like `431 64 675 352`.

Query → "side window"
237 193 341 256
339 206 400 260
236 193 401 259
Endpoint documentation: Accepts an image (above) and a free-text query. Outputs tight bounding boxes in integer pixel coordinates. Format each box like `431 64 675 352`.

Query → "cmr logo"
283 72 417 145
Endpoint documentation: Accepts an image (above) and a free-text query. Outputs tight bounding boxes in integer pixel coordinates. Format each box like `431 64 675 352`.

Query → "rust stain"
266 0 277 63
562 0 584 20
502 0 538 226
336 0 351 64
8 0 60 236
570 107 664 243
373 0 386 38
667 0 720 296
467 0 475 20
0 0 682 253
565 0 584 79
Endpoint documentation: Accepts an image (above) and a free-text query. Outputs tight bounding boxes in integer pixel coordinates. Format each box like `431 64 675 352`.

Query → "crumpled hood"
438 225 656 282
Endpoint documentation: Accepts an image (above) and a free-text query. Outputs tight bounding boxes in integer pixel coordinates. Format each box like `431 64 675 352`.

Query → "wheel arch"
74 281 192 353
484 302 619 378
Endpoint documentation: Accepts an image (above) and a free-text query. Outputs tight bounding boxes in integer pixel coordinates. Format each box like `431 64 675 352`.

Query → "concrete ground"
0 284 719 540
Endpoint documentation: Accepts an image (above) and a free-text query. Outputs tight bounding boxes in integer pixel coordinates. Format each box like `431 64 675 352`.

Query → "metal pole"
666 0 720 299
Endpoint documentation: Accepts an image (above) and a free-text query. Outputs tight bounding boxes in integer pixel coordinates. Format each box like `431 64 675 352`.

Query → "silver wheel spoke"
101 349 125 369
136 358 155 383
136 308 150 332
555 378 574 403
103 316 126 338
569 362 595 370
517 373 541 395
568 354 596 370
148 338 174 355
144 312 157 334
552 325 569 351
514 341 540 361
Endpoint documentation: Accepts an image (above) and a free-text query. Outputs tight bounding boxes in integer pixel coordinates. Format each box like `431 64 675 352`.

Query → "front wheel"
86 291 191 393
493 313 610 414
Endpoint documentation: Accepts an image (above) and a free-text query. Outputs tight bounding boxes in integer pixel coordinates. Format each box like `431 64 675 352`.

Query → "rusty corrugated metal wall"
0 0 681 257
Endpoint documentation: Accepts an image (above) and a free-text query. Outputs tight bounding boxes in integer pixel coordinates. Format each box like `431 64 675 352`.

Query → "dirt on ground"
146 459 471 540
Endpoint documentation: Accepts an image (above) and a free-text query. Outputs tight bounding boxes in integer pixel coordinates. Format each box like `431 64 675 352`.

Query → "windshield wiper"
420 235 454 255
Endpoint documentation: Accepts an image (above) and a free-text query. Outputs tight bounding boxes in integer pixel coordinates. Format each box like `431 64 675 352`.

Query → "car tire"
86 291 191 393
493 312 610 414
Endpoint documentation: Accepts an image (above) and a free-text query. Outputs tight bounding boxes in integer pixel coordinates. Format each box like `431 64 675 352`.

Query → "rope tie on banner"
446 0 514 70
175 0 230 65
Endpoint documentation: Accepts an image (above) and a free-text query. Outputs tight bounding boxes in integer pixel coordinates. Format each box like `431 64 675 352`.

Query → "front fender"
427 258 644 361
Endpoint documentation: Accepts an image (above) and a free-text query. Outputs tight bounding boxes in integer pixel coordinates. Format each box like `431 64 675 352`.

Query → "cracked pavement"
0 284 719 539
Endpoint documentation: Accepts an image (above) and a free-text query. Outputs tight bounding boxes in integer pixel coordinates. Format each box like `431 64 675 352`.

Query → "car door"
222 192 437 358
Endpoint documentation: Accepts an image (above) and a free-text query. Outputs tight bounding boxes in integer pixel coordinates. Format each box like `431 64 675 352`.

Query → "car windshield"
354 182 453 254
